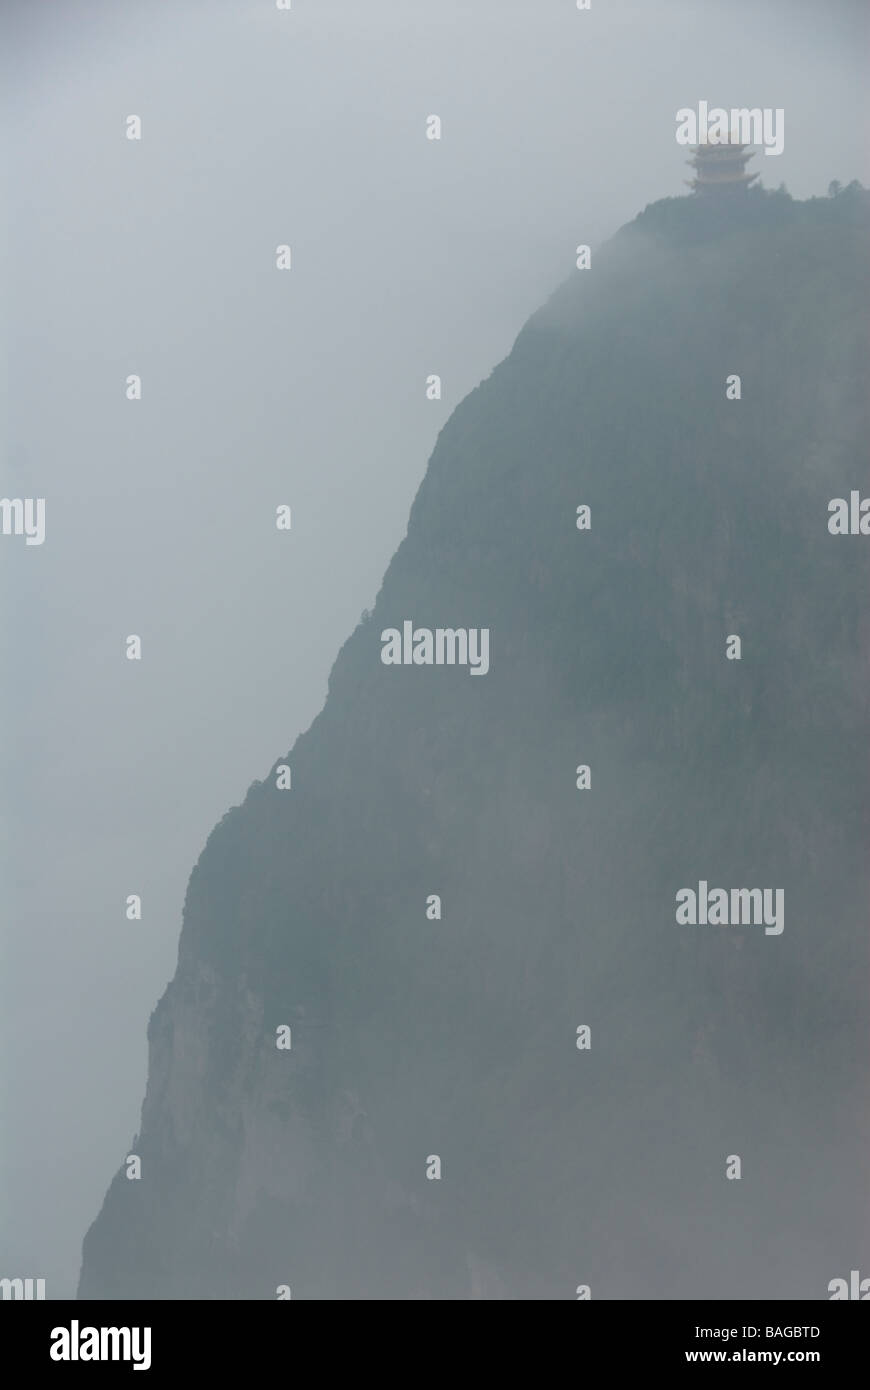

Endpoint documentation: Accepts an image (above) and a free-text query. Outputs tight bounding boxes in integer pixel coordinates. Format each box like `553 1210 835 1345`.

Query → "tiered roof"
686 140 758 194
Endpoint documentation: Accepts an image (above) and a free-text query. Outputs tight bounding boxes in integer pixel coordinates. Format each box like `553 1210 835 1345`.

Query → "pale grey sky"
2 0 867 1297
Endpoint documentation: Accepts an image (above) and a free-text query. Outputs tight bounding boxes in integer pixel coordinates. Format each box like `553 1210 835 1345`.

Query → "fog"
1 0 867 1298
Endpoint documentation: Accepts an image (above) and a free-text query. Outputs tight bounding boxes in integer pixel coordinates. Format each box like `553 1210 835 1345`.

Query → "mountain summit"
79 185 870 1301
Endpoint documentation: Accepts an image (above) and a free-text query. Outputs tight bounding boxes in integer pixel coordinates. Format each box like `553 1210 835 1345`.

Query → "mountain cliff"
79 184 870 1300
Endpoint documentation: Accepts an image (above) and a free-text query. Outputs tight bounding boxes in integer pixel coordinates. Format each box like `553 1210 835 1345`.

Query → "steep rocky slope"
79 185 870 1300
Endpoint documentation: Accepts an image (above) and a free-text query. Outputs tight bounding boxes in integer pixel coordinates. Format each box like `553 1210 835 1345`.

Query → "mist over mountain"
78 182 870 1300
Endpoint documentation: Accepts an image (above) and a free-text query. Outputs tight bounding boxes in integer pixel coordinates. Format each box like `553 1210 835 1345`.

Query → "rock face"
79 186 870 1301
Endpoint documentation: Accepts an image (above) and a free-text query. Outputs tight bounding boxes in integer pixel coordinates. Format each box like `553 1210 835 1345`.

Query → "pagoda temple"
686 139 758 194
